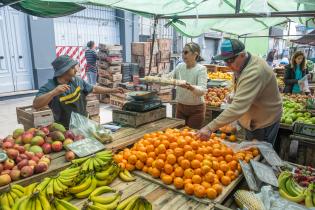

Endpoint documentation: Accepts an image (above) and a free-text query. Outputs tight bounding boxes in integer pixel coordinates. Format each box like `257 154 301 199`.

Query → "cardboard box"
157 51 171 63
157 39 172 51
99 44 123 51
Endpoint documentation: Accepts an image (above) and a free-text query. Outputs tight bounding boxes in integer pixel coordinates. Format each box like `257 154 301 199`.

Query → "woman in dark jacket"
284 51 309 94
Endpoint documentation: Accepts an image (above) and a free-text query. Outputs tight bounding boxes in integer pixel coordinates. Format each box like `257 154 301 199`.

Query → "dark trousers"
176 103 205 129
245 121 280 146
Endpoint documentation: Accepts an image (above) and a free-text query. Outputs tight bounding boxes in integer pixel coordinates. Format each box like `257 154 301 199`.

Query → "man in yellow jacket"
198 39 282 145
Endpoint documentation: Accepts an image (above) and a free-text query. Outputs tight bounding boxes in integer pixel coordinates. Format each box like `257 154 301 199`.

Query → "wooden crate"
98 77 112 86
86 100 100 116
86 93 99 101
107 73 122 82
131 55 157 69
157 38 172 51
156 51 171 63
99 44 123 51
131 42 151 56
110 93 128 109
97 60 109 69
99 94 110 104
16 106 54 130
113 106 167 127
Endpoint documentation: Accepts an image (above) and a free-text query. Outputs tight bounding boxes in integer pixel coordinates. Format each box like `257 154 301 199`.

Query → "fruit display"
83 186 121 210
214 124 238 142
114 128 260 199
0 184 25 209
205 87 231 107
281 99 315 125
116 195 152 210
277 77 285 88
282 93 311 104
208 72 233 80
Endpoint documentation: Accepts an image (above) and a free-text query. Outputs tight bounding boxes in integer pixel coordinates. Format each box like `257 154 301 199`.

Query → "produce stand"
0 118 185 193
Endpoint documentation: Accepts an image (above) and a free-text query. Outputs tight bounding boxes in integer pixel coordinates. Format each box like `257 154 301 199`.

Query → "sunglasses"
223 54 239 64
182 50 190 55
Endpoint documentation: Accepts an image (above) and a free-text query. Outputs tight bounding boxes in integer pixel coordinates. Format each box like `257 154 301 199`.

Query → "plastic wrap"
69 112 112 143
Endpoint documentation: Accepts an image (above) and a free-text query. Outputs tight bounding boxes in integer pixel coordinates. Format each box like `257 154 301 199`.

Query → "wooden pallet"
0 118 185 193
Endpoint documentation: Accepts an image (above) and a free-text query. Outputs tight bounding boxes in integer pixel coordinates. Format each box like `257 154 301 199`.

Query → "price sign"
258 145 283 166
239 160 259 191
66 138 105 157
250 160 278 187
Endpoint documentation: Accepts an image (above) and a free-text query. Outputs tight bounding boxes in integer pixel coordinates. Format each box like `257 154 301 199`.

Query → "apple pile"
0 123 84 186
293 166 315 187
205 87 230 107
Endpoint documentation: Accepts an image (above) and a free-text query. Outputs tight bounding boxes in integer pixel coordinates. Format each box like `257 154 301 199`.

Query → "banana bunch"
119 169 136 182
82 186 121 210
69 173 98 199
33 166 81 199
72 151 113 173
117 195 152 210
278 171 306 203
95 163 120 186
0 184 25 209
305 183 315 208
12 191 50 210
50 197 79 210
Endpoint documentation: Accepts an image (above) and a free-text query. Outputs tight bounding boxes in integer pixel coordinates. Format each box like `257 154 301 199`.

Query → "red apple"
16 146 26 154
51 141 63 152
12 166 18 170
20 166 33 178
64 130 75 140
35 152 44 159
25 151 35 160
2 141 14 149
40 126 50 136
41 143 52 154
17 159 28 169
63 138 73 148
27 128 37 135
28 160 37 167
22 132 33 144
6 148 19 160
0 164 3 173
9 170 21 181
31 156 40 163
4 159 15 170
65 151 75 162
1 170 11 175
19 154 28 160
15 156 23 163
34 162 48 174
4 135 15 143
0 174 11 186
15 136 22 145
39 157 51 165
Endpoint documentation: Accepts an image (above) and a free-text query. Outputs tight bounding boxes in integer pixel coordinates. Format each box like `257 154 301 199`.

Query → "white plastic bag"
298 74 310 93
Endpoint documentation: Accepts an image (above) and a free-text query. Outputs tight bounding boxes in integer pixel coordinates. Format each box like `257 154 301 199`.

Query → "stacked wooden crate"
156 39 172 75
86 100 100 123
97 44 123 104
121 63 140 83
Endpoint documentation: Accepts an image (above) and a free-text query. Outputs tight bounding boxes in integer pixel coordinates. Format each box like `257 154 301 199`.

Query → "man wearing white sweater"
198 39 282 145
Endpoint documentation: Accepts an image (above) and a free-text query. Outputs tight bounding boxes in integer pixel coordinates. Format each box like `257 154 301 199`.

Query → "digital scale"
122 91 162 112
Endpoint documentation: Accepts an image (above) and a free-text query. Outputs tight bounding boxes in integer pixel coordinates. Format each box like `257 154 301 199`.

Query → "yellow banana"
34 197 43 210
55 178 68 192
11 188 24 198
11 196 28 210
46 180 55 197
71 156 90 165
58 176 75 187
25 182 38 195
94 194 121 209
117 195 139 210
6 192 15 207
96 179 109 187
143 198 152 210
62 195 73 202
96 150 112 157
89 186 115 197
53 178 65 195
54 200 67 210
89 158 96 171
119 170 136 182
55 198 79 210
11 184 25 193
123 196 139 210
91 192 121 205
95 165 116 180
86 204 104 210
25 197 33 210
279 189 305 203
74 176 97 199
0 193 10 207
81 159 91 172
133 199 141 210
139 199 146 210
39 192 51 210
69 175 92 194
9 191 18 202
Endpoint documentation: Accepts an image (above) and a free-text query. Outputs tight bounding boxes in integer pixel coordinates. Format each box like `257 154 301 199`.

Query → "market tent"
291 30 315 46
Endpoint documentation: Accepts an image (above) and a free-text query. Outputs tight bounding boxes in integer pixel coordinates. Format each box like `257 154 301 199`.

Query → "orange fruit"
135 160 144 170
169 142 178 150
212 161 219 170
174 167 184 177
202 160 212 167
204 172 215 183
156 144 166 154
229 135 236 142
151 167 161 178
136 152 147 163
197 148 206 155
212 183 223 195
177 156 185 164
177 138 186 148
142 165 149 173
213 143 221 149
148 152 156 159
210 133 216 139
155 159 165 170
146 157 154 167
228 160 238 171
127 155 137 165
114 154 123 163
161 174 173 185
194 168 202 176
184 179 192 185
123 149 131 159
161 140 170 148
166 149 174 155
184 151 195 161
158 154 166 161
216 170 224 179
194 185 206 198
183 145 193 153
221 176 231 186
190 141 199 150
153 140 161 148
146 145 155 153
252 149 259 157
226 170 235 178
212 149 222 157
201 181 211 189
144 134 150 139
118 162 125 169
184 183 194 195
195 154 204 162
225 154 233 162
201 165 211 175
192 175 202 184
184 168 194 179
219 163 229 172
220 133 227 139
166 154 177 165
206 188 217 199
226 148 234 155
191 160 201 169
125 163 135 171
164 164 174 175
174 148 184 157
180 159 191 169
173 177 184 189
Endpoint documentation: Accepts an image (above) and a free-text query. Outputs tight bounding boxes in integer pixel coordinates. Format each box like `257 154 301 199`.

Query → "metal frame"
0 0 21 8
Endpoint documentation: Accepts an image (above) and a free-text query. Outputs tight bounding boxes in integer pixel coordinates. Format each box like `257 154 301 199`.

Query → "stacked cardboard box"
156 39 171 75
97 44 123 104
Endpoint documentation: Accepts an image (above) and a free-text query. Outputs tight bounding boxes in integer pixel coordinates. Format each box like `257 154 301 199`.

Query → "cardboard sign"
239 160 259 191
66 138 105 157
258 145 283 166
250 160 278 187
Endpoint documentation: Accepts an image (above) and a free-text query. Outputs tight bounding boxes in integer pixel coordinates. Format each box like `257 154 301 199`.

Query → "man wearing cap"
33 55 123 128
198 39 282 145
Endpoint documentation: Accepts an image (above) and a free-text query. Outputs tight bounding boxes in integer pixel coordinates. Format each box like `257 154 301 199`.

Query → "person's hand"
52 84 70 96
196 126 212 141
179 82 195 91
112 87 124 94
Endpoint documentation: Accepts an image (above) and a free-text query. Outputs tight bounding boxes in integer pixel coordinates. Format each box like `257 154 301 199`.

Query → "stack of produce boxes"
97 44 123 104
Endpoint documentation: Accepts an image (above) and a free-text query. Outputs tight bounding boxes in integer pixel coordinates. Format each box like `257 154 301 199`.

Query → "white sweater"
167 63 208 105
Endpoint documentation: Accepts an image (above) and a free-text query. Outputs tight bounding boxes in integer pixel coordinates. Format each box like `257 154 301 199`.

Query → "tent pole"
235 0 241 14
239 34 315 38
146 16 158 91
0 0 21 8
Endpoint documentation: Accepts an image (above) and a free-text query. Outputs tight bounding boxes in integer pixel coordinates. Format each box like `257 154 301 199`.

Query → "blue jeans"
245 121 280 146
87 71 97 85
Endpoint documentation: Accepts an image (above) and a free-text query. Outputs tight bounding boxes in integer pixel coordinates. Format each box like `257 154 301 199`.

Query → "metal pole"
239 34 315 38
147 17 158 76
235 0 241 14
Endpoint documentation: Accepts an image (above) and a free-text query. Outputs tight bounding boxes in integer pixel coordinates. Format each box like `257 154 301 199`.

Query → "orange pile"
114 128 259 199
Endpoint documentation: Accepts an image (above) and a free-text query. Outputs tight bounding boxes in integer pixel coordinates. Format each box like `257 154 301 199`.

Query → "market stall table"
0 118 185 193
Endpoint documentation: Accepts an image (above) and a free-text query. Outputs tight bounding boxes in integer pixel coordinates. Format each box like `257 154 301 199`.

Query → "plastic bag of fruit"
69 112 112 144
